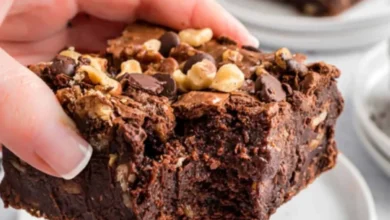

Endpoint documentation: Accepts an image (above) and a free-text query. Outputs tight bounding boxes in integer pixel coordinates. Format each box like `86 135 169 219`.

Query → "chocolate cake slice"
283 0 362 16
0 23 343 220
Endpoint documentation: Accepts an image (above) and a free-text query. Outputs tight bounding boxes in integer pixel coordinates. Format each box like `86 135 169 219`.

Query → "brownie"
0 23 344 220
283 0 362 16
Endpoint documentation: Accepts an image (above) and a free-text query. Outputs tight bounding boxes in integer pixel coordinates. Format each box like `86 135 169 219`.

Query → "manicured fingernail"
248 34 260 48
34 116 93 180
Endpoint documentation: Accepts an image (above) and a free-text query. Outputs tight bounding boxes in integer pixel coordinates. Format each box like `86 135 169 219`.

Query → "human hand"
0 0 258 179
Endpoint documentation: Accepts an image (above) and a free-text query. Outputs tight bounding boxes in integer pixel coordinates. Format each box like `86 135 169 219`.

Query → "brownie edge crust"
0 23 343 220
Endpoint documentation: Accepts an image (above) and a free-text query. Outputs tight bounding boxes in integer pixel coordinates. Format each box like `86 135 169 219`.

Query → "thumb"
0 48 92 179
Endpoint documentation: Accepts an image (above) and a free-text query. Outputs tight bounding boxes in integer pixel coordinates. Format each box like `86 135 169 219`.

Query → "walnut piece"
179 28 213 47
210 64 245 92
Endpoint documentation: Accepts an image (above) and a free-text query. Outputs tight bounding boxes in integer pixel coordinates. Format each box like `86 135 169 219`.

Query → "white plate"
5 155 376 220
218 0 390 32
354 43 390 158
244 22 390 51
218 0 390 51
355 120 390 178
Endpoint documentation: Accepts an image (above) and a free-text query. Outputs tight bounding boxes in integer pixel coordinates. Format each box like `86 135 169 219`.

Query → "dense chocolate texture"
1 23 343 219
283 0 362 16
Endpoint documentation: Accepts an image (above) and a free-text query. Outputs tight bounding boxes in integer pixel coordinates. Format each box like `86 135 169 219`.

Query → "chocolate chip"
159 32 180 57
286 59 308 77
50 55 76 76
121 73 164 96
216 36 237 45
152 73 177 100
242 45 261 53
183 53 216 73
255 73 286 102
281 83 293 95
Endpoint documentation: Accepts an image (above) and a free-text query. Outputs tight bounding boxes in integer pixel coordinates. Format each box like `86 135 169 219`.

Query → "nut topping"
59 47 81 61
311 111 328 129
172 69 190 92
143 39 162 52
179 28 213 47
222 49 243 63
210 64 245 92
117 59 143 79
77 56 121 95
187 59 217 90
275 48 292 70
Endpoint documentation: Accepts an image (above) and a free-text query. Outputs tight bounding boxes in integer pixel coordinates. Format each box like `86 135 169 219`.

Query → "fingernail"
34 116 93 180
248 34 260 48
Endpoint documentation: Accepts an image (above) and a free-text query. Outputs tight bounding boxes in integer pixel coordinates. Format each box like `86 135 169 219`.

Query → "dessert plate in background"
355 121 390 178
218 0 390 32
11 155 376 220
218 0 390 51
354 43 390 159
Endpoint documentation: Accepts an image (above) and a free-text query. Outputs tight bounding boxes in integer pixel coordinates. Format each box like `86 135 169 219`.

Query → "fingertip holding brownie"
0 23 344 219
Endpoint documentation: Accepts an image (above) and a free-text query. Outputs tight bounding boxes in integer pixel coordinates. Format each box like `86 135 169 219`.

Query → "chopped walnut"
187 59 217 90
109 154 118 167
116 164 129 192
143 39 162 52
275 48 292 70
210 64 245 92
179 28 213 47
222 49 243 63
311 111 328 129
117 59 143 79
59 47 81 61
77 56 121 95
172 69 190 92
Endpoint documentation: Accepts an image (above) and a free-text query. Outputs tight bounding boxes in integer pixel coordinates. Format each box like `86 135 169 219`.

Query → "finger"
0 0 77 41
1 0 258 47
0 28 68 65
0 49 92 179
79 0 258 46
1 15 125 65
138 0 258 46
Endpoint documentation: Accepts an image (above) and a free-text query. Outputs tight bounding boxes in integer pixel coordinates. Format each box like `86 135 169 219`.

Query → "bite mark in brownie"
0 23 344 220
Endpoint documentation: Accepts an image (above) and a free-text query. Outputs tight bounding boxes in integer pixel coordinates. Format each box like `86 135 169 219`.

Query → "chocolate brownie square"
0 23 343 219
